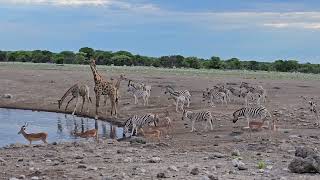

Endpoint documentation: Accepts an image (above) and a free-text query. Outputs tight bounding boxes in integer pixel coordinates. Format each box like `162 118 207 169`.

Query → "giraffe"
58 83 92 116
89 59 118 119
104 74 127 106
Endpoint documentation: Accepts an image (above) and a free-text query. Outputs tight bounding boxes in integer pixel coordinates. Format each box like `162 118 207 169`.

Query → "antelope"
138 127 161 142
18 123 48 145
73 129 99 142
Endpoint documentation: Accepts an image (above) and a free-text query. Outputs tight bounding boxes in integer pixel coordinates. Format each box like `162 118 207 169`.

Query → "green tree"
79 47 94 59
111 55 132 66
0 51 7 61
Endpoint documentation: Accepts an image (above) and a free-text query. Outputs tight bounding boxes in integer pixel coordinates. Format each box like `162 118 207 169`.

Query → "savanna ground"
1 62 320 180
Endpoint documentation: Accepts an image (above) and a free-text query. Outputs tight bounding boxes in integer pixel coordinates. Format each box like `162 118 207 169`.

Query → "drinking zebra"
182 109 213 132
123 113 159 137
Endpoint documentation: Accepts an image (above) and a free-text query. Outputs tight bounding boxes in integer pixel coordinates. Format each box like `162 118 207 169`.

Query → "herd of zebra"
122 80 275 138
57 72 319 140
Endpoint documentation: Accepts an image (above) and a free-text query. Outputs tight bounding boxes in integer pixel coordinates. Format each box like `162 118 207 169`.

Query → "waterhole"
0 108 123 147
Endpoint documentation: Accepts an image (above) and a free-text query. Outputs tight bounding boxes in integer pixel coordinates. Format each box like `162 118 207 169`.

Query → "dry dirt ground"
1 64 320 180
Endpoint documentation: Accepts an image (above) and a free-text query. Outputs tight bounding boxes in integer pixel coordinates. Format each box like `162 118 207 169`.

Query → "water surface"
0 108 123 147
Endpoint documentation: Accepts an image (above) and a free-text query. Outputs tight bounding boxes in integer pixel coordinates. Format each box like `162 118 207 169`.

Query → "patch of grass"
257 161 266 169
1 62 320 81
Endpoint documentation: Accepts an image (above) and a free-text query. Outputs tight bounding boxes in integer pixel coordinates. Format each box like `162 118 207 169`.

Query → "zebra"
240 82 267 103
127 84 150 106
213 85 232 102
244 91 262 107
202 88 227 107
123 113 159 137
301 96 319 125
128 80 151 96
164 86 187 112
182 109 213 132
232 106 273 129
165 86 191 107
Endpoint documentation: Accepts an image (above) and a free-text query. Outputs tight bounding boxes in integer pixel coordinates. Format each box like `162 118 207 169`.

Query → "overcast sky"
1 0 320 63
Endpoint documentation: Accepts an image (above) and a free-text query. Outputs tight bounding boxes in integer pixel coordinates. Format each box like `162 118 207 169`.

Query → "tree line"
0 47 320 74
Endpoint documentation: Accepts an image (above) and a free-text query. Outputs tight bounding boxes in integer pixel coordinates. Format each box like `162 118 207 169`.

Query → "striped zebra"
182 110 213 132
164 86 187 112
128 80 151 96
127 84 150 106
165 86 191 107
213 85 232 102
123 113 159 136
240 82 267 103
202 88 227 107
244 91 261 107
232 106 272 129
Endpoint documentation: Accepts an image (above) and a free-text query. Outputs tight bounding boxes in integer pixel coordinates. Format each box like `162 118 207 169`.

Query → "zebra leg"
134 95 138 104
176 101 179 112
244 117 250 129
131 124 136 137
187 98 190 107
191 120 196 132
209 119 213 130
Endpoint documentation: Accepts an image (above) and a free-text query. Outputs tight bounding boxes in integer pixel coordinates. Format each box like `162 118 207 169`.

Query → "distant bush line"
1 47 320 74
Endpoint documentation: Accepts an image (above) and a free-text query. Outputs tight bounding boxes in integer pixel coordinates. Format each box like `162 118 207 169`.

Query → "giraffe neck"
90 64 102 84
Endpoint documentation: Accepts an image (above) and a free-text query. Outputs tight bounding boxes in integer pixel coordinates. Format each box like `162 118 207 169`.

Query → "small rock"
19 175 26 179
52 142 58 145
266 165 273 170
210 152 227 159
232 149 240 156
216 164 222 169
9 178 19 180
88 167 98 171
190 167 200 175
2 94 13 99
232 159 239 167
45 159 52 163
75 155 84 159
237 161 248 170
31 177 39 180
78 164 87 169
0 157 6 163
168 165 179 172
148 157 161 163
123 157 133 163
207 175 219 180
157 171 169 178
280 177 287 180
258 169 264 173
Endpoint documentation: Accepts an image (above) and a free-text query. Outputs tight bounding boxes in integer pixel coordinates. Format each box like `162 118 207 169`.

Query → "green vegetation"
257 161 266 170
0 47 319 74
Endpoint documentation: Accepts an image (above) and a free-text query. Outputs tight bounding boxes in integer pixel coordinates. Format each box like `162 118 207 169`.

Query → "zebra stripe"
123 113 158 136
202 89 227 107
127 84 150 106
232 106 272 128
182 110 213 132
165 86 191 107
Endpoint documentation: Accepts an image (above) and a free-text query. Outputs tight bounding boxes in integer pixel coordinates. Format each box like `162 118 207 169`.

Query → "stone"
190 167 200 175
45 159 52 163
19 175 26 179
157 172 169 178
237 161 248 170
168 165 179 172
88 167 98 171
295 146 317 158
31 177 39 180
210 152 227 159
231 149 240 156
130 137 146 144
78 164 87 169
2 94 13 99
148 157 161 163
123 157 133 163
9 178 19 180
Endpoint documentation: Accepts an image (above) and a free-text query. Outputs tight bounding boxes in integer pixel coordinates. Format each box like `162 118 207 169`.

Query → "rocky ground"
1 64 320 179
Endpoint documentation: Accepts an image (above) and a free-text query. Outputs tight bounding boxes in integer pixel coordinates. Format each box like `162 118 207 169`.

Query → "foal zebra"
165 86 188 112
182 110 213 132
202 88 227 107
165 86 191 107
240 82 267 103
127 84 150 106
232 106 273 129
123 113 159 136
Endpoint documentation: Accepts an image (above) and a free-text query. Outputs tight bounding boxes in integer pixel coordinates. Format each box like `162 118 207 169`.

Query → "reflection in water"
0 108 123 147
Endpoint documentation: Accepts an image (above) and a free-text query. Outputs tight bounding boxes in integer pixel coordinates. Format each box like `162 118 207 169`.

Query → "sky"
1 0 320 63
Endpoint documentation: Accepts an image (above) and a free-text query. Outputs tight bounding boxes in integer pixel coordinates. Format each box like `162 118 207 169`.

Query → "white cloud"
3 0 110 6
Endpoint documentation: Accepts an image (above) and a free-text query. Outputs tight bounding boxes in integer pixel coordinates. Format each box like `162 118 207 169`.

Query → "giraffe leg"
72 97 80 116
95 94 100 120
65 96 75 112
86 95 90 113
81 96 85 113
